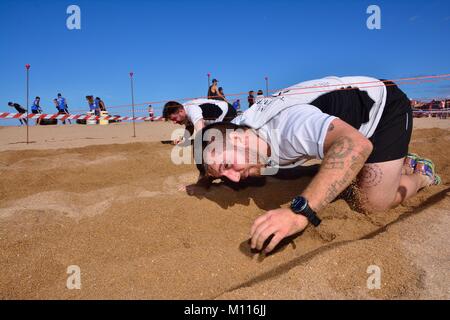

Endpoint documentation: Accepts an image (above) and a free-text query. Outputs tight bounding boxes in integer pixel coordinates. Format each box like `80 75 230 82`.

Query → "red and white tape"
0 112 164 122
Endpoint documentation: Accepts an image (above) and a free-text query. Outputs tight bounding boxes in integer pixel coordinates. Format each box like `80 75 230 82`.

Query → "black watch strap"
301 205 322 227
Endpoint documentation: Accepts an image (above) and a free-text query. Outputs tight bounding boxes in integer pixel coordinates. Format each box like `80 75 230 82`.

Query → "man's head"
7 102 14 107
57 93 62 98
35 97 40 101
163 101 187 125
195 122 269 183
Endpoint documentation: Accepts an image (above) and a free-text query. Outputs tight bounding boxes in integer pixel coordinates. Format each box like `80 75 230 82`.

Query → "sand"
0 118 449 299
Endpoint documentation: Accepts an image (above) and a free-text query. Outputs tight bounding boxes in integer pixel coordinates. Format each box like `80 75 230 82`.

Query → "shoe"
404 153 419 170
415 158 441 186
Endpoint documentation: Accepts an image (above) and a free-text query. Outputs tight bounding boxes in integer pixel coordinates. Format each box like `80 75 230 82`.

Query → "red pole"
25 64 30 144
130 72 136 137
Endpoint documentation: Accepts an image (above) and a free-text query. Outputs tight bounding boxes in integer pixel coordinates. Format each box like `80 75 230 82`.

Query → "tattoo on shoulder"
328 123 335 132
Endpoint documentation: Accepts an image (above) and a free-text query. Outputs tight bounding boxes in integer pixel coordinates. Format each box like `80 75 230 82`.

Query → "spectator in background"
255 90 265 103
31 96 42 125
86 95 100 116
232 99 241 112
148 105 154 121
218 87 226 101
440 100 447 119
207 79 227 102
7 102 28 126
248 90 255 108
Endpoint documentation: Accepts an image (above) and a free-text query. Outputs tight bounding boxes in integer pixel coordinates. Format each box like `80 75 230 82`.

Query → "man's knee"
351 187 396 213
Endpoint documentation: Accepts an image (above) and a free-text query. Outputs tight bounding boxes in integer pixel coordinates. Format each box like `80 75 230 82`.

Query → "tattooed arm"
301 118 373 212
250 118 373 253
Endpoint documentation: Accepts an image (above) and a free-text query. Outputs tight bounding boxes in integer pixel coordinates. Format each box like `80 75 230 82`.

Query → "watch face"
291 196 307 212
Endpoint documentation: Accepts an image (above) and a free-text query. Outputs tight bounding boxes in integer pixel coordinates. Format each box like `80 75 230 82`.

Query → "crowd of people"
206 78 267 113
6 93 110 126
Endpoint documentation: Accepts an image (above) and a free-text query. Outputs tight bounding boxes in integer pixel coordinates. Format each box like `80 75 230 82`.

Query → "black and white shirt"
183 99 231 126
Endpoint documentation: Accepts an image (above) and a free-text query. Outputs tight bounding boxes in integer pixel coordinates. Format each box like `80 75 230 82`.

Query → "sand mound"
0 124 449 299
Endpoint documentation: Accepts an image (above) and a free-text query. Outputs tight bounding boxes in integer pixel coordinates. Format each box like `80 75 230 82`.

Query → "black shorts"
32 110 40 114
366 82 413 163
223 103 238 121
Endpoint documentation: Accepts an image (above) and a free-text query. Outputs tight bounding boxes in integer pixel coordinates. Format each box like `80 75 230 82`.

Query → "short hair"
57 93 62 97
257 90 264 95
8 102 13 106
35 96 40 99
194 122 249 176
162 101 183 119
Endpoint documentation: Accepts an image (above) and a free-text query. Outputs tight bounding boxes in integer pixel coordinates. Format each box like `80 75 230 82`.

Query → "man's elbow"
357 136 373 160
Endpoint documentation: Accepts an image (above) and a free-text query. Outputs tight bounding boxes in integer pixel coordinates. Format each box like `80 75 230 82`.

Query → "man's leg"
356 158 430 212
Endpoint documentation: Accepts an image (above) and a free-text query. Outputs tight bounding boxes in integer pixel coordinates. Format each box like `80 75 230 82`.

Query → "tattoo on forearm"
323 160 345 170
326 136 354 159
316 140 371 211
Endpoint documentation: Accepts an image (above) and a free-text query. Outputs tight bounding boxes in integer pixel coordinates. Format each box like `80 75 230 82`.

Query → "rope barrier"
61 73 450 114
0 112 163 122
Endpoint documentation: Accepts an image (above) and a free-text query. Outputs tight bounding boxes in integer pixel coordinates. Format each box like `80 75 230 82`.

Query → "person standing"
7 102 28 126
86 96 100 116
232 99 241 112
248 90 255 108
31 97 42 125
148 105 154 121
96 97 107 112
207 79 227 101
255 90 265 103
56 93 71 124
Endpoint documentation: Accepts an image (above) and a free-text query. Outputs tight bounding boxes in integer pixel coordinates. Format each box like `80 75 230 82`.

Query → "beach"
0 118 449 299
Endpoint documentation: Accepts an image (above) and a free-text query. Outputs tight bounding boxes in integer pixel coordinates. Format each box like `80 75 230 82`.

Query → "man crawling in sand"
187 75 441 254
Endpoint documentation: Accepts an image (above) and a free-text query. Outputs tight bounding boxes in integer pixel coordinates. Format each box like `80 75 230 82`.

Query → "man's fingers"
251 222 271 249
250 213 271 237
264 233 285 254
255 225 278 251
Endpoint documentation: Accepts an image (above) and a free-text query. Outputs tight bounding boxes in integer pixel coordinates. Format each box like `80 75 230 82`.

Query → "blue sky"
0 0 449 120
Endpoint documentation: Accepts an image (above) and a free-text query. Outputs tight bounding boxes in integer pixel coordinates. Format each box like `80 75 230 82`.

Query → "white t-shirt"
273 76 387 138
232 75 388 167
183 99 230 126
251 105 336 167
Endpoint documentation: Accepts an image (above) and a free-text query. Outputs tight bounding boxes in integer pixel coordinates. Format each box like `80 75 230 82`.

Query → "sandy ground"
0 118 449 299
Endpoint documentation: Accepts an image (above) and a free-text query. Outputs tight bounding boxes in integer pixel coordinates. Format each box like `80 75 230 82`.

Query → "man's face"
203 132 265 182
168 108 187 125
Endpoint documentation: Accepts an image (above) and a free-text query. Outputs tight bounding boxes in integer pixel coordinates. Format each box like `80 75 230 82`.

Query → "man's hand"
250 208 309 254
172 137 183 145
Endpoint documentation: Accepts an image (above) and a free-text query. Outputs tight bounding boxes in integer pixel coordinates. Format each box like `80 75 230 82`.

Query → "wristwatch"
290 196 322 227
